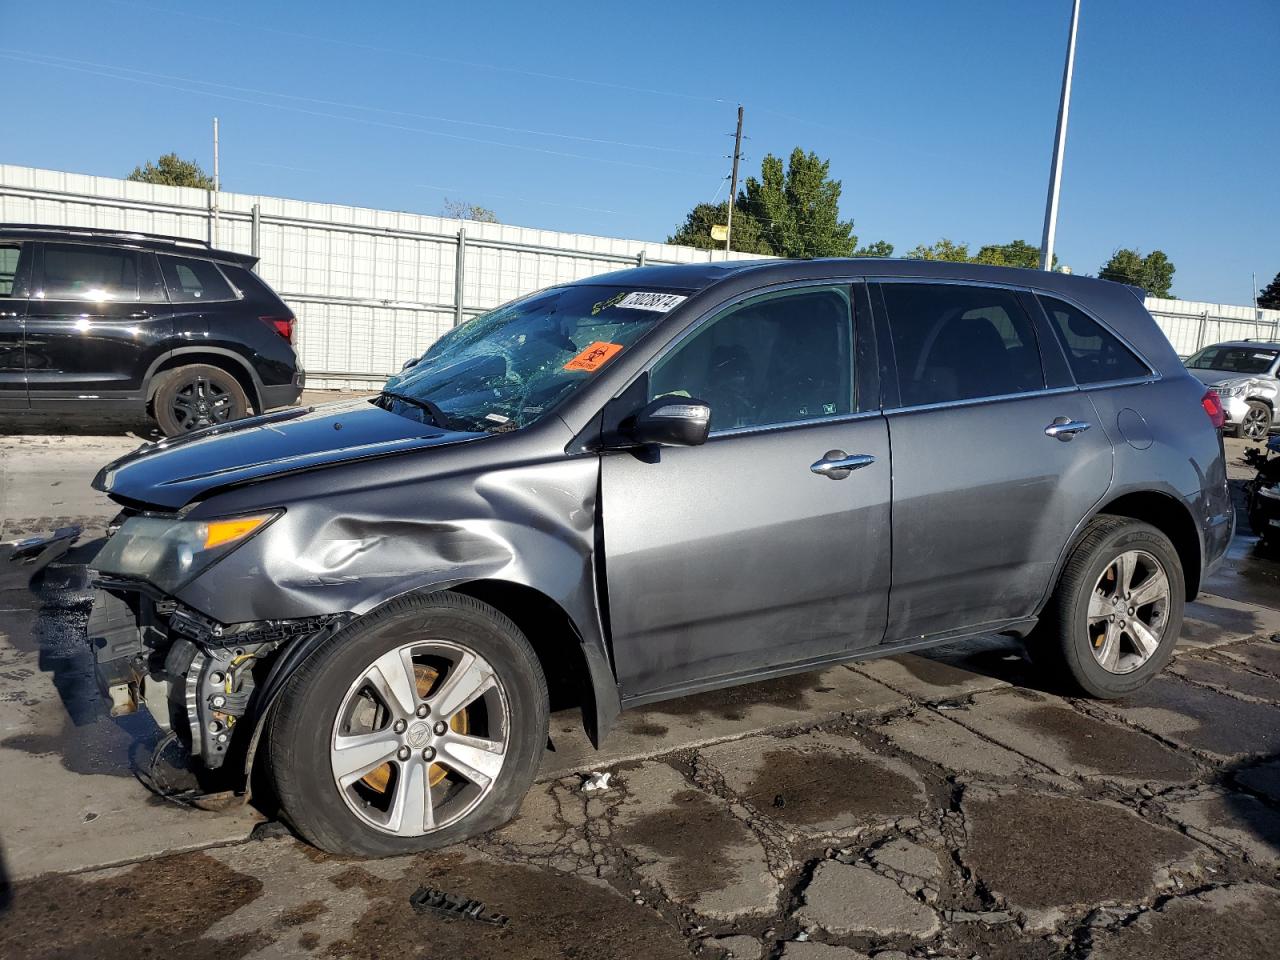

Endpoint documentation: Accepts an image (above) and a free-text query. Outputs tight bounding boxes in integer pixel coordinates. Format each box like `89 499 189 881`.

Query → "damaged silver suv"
88 259 1233 856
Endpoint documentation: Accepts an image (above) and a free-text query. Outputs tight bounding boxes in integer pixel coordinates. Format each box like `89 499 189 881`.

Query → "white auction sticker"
616 291 688 312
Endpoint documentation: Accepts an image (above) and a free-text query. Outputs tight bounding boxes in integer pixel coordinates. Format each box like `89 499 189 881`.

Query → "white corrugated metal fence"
2 164 1275 388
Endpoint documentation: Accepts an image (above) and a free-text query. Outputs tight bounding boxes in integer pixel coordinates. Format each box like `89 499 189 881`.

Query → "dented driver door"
600 282 891 703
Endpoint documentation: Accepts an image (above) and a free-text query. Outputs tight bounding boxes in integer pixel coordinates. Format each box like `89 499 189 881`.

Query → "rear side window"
650 285 854 432
0 244 20 297
880 283 1045 406
159 255 237 303
1039 295 1149 384
41 243 140 301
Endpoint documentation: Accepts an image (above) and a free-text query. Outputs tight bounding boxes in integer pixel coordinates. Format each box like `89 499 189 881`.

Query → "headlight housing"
92 512 280 593
1214 383 1248 398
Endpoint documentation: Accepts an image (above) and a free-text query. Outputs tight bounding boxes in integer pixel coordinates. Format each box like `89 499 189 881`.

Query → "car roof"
572 257 1147 301
0 223 257 267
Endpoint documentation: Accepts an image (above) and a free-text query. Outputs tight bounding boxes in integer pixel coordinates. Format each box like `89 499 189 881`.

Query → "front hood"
93 399 485 510
1188 368 1247 388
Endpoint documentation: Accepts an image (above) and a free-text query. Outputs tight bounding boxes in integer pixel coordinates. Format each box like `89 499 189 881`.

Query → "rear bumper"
260 369 305 411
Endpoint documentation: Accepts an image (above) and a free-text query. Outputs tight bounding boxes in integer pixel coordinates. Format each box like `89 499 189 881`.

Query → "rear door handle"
811 450 876 479
1045 418 1092 441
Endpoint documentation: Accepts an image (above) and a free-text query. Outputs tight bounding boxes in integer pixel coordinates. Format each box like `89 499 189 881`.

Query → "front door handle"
1045 417 1092 441
811 450 876 479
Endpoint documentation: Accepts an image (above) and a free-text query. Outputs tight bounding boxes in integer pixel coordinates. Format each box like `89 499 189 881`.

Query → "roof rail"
0 223 213 251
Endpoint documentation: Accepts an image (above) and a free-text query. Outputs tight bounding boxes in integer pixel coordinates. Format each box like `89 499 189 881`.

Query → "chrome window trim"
881 384 1080 417
708 408 881 440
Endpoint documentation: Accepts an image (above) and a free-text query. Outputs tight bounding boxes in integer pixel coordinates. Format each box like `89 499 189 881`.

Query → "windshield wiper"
378 391 458 430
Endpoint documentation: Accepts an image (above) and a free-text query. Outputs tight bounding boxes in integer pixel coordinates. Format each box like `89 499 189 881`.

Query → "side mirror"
626 397 712 447
400 356 420 372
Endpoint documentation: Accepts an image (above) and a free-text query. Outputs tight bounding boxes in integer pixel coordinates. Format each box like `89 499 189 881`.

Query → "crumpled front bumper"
0 526 80 586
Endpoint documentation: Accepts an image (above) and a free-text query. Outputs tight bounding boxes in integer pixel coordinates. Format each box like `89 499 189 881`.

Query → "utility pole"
1039 0 1081 272
212 116 221 247
724 105 743 260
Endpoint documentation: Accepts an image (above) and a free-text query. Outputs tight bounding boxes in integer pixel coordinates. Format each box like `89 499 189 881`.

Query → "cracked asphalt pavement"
1 416 1279 960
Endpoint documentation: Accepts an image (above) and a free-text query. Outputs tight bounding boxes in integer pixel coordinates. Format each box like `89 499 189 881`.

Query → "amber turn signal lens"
202 515 273 550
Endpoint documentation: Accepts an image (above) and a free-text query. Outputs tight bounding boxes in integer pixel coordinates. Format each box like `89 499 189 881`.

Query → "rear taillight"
1201 388 1226 429
260 315 295 343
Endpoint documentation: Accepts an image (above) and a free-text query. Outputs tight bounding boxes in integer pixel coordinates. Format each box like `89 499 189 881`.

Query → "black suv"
0 225 303 435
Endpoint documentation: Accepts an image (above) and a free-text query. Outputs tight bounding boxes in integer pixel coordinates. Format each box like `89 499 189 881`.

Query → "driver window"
649 286 854 433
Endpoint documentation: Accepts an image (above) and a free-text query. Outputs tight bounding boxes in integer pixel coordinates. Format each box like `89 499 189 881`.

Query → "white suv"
1185 341 1280 440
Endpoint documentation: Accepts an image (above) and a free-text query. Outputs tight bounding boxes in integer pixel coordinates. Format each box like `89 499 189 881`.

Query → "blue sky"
3 0 1277 303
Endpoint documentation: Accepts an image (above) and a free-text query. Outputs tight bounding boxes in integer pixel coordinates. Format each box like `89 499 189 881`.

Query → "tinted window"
1186 345 1278 376
1040 295 1149 383
650 286 853 432
41 243 139 301
159 255 237 302
0 244 19 297
881 283 1044 405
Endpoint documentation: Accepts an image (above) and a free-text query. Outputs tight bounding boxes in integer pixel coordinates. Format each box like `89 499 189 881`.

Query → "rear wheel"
1236 401 1272 441
1032 516 1184 698
266 592 549 856
152 364 249 436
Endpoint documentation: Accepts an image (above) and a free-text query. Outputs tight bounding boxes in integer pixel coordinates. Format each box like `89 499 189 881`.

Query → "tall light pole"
1039 0 1081 271
212 116 221 247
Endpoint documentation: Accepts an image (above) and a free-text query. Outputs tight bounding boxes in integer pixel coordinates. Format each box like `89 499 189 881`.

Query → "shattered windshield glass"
376 285 690 432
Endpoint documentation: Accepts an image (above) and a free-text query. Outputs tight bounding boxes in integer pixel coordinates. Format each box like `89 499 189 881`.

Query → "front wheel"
266 592 549 856
1031 516 1185 698
1236 400 1272 441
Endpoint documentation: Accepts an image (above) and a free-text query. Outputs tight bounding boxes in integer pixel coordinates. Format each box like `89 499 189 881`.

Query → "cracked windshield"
376 285 689 432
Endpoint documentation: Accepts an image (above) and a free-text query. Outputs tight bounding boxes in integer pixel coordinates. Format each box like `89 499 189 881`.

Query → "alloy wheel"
1086 549 1171 674
169 376 236 431
330 640 510 837
1242 406 1270 441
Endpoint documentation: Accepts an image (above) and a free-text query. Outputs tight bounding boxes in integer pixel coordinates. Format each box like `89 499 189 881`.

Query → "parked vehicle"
1184 340 1280 440
0 225 303 435
1243 436 1280 546
87 259 1232 855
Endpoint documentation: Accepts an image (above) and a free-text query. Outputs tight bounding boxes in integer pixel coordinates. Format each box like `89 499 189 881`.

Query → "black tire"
1031 516 1185 698
266 591 549 857
1235 400 1272 441
152 364 249 437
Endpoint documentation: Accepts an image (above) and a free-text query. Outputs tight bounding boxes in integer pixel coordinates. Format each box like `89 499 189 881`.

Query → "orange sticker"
564 341 624 372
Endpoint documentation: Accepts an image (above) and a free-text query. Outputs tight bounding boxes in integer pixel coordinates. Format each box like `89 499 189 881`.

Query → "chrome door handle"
811 450 876 479
1045 418 1092 441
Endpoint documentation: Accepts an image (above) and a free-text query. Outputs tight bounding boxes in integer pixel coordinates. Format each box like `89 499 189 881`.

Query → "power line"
0 51 718 179
106 0 732 107
7 48 717 159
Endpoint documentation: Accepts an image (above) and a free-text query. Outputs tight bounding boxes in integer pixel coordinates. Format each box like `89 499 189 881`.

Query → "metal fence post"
1198 310 1209 352
637 250 646 267
250 203 261 271
454 227 467 327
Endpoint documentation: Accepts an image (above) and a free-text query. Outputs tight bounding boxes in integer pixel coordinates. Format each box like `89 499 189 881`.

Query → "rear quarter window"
1039 295 1150 384
159 255 238 303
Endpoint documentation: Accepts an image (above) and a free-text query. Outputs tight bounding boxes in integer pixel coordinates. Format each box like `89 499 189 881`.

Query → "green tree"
1258 271 1280 310
127 153 214 189
442 199 498 223
740 149 858 258
974 239 1045 270
854 239 895 258
668 148 888 259
666 199 770 254
905 238 972 262
1099 248 1175 297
